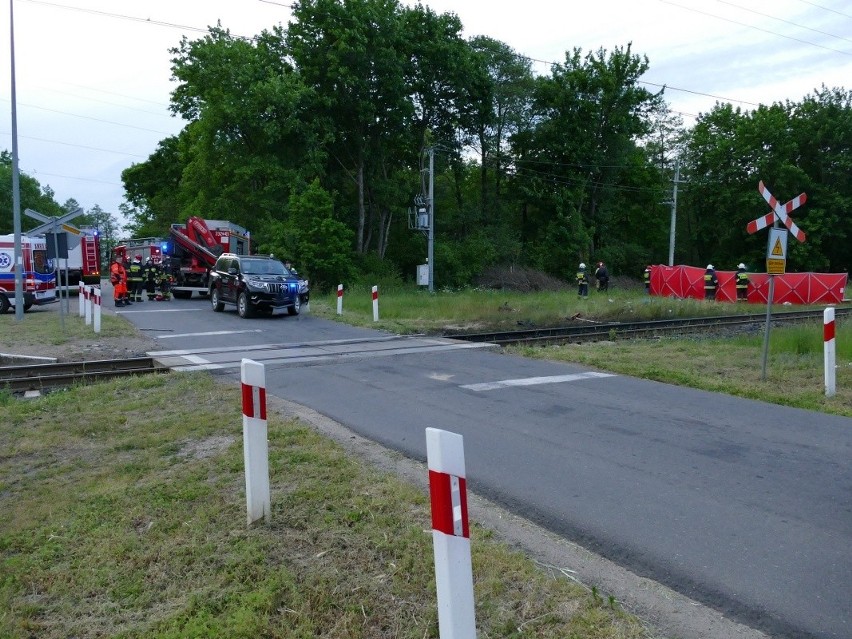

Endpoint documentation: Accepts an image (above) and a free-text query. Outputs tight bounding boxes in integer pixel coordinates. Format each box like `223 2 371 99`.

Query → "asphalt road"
118 294 851 639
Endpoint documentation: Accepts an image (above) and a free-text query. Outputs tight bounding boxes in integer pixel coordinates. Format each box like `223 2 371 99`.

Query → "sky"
1 0 850 229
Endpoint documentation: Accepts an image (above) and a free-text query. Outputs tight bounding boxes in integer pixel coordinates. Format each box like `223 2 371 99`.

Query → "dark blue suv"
209 253 309 318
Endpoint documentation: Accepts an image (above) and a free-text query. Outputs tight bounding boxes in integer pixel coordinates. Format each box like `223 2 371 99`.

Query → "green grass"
0 373 649 638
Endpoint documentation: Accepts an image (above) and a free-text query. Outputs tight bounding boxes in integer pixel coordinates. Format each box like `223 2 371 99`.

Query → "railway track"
446 308 851 346
2 310 847 392
0 357 168 393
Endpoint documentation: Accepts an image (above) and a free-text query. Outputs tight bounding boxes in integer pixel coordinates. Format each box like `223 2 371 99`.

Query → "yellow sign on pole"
766 228 788 275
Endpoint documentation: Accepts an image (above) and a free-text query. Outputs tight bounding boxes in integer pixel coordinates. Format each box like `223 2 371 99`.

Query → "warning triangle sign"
772 238 784 256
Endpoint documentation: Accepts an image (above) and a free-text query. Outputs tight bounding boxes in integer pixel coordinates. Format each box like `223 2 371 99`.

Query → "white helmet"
738 263 746 269
579 262 586 269
706 264 714 270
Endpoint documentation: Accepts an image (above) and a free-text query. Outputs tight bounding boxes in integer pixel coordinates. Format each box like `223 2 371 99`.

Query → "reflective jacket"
704 270 718 290
736 270 749 289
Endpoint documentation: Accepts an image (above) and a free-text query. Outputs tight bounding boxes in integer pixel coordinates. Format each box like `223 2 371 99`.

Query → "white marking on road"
428 372 455 381
116 308 197 313
184 355 211 365
461 371 615 391
156 329 263 340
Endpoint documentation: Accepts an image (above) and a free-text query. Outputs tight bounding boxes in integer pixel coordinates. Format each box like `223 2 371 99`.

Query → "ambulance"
0 234 57 313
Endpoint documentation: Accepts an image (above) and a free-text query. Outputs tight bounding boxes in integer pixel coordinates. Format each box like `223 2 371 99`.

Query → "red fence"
649 265 848 304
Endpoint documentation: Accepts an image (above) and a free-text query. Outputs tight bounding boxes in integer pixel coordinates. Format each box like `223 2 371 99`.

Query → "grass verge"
1 373 650 638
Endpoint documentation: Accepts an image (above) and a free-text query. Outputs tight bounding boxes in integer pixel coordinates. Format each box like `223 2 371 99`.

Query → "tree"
511 45 665 277
0 151 64 234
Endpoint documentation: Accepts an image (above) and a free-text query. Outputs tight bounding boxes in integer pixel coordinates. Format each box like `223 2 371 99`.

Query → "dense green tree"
511 45 665 277
680 87 852 272
1 151 64 234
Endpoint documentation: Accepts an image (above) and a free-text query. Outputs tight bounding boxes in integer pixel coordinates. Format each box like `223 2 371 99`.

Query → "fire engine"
0 234 57 313
161 217 251 299
55 226 102 291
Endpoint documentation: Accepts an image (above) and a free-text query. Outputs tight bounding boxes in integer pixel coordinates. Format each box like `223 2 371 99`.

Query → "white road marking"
116 308 196 313
460 371 615 391
156 329 263 340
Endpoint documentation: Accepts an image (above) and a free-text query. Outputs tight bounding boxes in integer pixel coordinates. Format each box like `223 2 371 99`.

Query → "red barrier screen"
649 265 847 305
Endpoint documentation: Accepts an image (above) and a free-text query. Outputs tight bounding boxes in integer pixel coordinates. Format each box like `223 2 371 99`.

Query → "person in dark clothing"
735 263 750 301
576 263 589 298
127 254 145 302
703 264 719 300
144 257 159 300
594 262 609 292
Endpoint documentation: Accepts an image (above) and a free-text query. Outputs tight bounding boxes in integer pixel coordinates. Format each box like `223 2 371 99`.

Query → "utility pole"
427 146 434 293
668 159 681 267
10 0 24 320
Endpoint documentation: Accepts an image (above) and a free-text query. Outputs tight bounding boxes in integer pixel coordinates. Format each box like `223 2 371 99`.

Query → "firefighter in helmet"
127 254 145 302
156 257 172 300
144 257 159 300
735 263 750 301
643 265 652 294
703 264 719 300
576 262 589 298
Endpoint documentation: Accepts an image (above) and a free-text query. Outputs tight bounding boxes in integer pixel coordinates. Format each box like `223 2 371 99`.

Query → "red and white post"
84 286 93 326
337 284 344 315
824 307 836 397
93 288 102 333
372 285 379 322
241 358 271 525
78 281 85 317
426 427 476 638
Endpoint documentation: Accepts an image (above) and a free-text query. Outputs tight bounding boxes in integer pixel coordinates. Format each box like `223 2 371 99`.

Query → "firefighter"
643 265 651 294
594 261 609 292
109 254 129 307
703 264 719 300
127 254 145 302
735 263 750 301
156 261 172 301
144 257 159 300
576 262 589 299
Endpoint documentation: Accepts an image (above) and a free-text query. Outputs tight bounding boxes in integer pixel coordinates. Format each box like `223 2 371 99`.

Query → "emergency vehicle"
163 217 250 299
0 234 57 313
55 226 102 291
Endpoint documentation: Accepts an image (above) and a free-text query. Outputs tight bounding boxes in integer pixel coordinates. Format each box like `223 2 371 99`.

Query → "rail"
445 308 851 346
0 357 168 393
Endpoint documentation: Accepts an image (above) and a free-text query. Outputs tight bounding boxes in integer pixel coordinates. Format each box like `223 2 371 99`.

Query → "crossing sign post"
746 182 807 380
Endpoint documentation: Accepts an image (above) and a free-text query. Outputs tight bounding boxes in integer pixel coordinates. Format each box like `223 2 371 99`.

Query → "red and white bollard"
824 307 836 397
426 427 476 638
372 285 379 322
241 358 271 525
93 287 102 334
337 284 344 315
84 286 93 326
78 281 85 317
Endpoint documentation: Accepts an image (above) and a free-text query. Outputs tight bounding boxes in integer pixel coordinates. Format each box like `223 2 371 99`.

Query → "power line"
660 0 852 57
0 131 149 158
793 0 852 20
716 0 852 45
0 98 175 135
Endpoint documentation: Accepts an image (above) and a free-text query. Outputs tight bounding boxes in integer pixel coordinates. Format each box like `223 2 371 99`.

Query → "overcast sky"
1 0 850 226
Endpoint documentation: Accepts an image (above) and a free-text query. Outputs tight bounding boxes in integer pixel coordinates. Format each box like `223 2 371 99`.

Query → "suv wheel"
288 294 301 316
237 291 253 318
210 287 224 312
